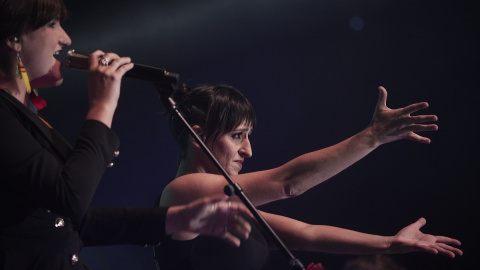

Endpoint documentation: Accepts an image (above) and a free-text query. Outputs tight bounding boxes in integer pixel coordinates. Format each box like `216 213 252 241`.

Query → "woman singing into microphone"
0 1 252 269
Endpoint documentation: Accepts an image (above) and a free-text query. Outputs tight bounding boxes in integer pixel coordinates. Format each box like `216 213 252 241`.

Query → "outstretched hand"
388 218 463 258
369 86 438 146
167 196 253 247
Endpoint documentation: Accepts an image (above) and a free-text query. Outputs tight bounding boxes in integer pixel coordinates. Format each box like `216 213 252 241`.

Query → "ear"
4 36 21 52
190 125 205 146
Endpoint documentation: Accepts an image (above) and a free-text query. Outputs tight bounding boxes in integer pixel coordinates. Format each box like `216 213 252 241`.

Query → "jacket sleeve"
0 97 119 224
79 206 169 246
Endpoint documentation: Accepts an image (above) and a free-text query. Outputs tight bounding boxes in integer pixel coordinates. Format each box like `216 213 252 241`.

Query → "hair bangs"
204 85 256 143
29 0 67 31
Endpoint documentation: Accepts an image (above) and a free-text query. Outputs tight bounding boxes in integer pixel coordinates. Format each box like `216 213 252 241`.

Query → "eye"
231 133 243 140
47 20 59 28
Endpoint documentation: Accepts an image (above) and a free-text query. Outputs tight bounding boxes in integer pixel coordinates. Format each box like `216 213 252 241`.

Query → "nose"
60 26 72 46
239 138 252 158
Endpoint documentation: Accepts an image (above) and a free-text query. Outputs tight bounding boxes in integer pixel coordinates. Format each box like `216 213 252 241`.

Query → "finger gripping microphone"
65 49 179 85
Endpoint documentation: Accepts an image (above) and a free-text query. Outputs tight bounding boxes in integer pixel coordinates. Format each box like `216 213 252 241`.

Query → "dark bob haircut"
0 0 67 41
169 84 257 156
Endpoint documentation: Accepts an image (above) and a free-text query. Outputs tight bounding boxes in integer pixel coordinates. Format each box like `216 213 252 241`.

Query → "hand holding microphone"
65 49 179 85
78 50 136 128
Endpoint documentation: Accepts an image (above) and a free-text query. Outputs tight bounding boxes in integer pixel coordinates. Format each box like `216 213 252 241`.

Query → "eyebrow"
231 127 252 134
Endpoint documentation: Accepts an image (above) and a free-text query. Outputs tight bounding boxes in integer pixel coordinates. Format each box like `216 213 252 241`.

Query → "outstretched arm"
79 196 252 248
262 212 462 258
237 86 438 205
165 86 438 207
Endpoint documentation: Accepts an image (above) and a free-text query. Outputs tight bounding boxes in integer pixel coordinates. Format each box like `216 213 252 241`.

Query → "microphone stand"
155 82 305 270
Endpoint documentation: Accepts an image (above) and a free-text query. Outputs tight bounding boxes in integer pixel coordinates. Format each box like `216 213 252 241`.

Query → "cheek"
212 145 227 161
21 36 56 81
29 59 63 89
212 142 232 162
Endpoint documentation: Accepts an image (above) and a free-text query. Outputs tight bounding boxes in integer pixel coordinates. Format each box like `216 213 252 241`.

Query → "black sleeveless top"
154 196 269 270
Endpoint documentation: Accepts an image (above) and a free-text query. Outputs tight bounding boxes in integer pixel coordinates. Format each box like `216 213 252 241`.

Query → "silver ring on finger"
99 57 110 66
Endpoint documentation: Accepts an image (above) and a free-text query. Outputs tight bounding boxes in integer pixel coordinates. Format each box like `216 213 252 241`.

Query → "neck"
176 160 207 178
0 75 29 106
176 151 222 177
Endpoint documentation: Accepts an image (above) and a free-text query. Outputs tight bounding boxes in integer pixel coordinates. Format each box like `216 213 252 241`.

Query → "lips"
234 160 243 170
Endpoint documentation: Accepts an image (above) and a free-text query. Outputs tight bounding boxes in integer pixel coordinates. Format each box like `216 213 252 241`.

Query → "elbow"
48 192 89 226
283 181 305 198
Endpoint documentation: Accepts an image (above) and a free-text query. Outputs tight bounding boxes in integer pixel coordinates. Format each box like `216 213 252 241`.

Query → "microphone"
64 49 179 85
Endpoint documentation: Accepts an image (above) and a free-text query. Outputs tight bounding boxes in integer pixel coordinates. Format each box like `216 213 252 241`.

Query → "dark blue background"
39 0 478 269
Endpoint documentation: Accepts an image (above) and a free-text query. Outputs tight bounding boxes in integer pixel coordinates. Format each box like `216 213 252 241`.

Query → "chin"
229 170 240 176
30 77 63 89
54 78 64 86
30 73 63 89
30 60 64 89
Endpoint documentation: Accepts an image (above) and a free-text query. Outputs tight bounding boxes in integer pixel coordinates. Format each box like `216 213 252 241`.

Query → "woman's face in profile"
206 122 253 176
19 19 71 89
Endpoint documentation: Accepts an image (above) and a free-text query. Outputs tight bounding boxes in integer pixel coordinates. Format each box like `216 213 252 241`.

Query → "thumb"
413 217 427 230
376 86 388 109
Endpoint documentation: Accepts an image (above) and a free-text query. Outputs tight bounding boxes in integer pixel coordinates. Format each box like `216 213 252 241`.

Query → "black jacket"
0 89 168 269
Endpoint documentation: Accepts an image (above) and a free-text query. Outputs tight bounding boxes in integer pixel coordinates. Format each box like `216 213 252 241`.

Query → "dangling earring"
15 54 21 78
17 53 32 94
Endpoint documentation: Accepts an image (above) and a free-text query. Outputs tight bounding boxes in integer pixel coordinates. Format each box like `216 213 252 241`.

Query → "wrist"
165 205 193 235
360 126 382 149
86 103 117 128
383 236 394 254
165 206 180 235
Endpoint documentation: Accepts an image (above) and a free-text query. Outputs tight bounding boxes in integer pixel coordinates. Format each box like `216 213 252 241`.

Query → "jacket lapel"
0 89 72 161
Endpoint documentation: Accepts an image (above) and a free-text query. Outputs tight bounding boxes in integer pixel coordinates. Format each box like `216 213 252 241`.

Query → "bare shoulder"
159 173 229 206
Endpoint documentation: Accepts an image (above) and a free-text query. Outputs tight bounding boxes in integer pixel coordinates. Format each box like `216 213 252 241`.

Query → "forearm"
1 112 119 222
65 120 120 220
279 127 379 197
85 103 117 128
80 207 168 246
290 225 391 254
